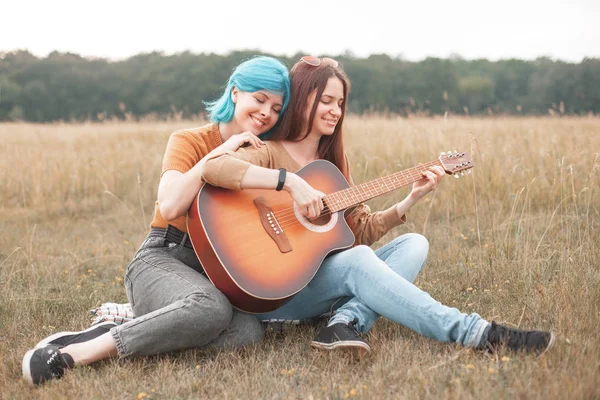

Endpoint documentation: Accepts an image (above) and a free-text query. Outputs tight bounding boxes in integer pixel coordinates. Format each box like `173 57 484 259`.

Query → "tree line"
1 50 599 122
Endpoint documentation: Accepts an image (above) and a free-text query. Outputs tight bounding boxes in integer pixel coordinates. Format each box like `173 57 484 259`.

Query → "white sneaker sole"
311 340 372 359
34 321 116 349
538 331 556 357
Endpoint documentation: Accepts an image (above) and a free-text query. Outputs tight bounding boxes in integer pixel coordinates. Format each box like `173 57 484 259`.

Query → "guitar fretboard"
323 159 443 212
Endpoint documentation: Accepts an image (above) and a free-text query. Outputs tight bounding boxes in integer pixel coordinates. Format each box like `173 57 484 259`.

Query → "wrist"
283 172 296 192
396 195 416 216
407 189 423 203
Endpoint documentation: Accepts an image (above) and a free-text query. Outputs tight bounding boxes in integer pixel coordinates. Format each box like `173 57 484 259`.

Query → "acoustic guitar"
187 151 473 313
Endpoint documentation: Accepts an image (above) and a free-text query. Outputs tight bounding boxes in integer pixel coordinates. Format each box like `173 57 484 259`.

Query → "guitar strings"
270 160 445 230
273 160 471 230
271 161 442 228
270 160 440 222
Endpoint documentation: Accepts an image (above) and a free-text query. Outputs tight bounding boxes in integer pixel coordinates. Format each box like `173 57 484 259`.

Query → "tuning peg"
465 170 472 175
460 171 465 176
454 173 460 179
447 150 452 155
440 151 446 156
453 150 458 154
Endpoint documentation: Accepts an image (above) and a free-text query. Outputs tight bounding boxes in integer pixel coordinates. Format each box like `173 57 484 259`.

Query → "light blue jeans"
259 233 489 347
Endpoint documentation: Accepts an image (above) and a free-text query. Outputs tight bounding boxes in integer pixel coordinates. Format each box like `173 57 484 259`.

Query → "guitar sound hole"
306 212 332 226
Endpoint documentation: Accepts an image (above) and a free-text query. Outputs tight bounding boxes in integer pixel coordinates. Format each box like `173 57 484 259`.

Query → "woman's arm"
241 166 325 219
394 165 445 218
158 131 266 221
203 148 325 219
347 162 445 246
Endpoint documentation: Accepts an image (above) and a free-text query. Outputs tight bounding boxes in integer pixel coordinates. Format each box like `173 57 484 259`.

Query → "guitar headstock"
439 151 474 178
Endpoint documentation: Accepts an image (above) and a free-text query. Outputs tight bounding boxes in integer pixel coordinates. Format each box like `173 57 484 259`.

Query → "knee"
185 290 233 332
404 234 429 278
346 245 380 274
393 233 429 261
352 244 377 260
403 233 429 258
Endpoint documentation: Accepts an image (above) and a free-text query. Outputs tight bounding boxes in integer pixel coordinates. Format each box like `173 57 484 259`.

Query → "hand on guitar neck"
394 165 446 219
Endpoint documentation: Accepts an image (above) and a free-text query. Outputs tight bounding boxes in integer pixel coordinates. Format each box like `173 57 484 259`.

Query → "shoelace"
46 350 67 378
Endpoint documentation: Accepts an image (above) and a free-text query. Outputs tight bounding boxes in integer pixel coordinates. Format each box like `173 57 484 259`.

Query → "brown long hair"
270 60 351 180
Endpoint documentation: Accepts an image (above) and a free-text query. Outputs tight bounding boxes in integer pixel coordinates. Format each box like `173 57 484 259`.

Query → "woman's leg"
261 243 487 347
111 241 264 357
337 233 429 333
374 233 429 283
32 246 236 368
62 310 263 366
23 239 263 384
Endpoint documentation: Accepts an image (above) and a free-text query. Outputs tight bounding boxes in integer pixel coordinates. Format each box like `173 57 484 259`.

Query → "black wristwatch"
276 168 286 191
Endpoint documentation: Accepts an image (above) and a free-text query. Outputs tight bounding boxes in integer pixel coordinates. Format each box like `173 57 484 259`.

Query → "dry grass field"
1 116 599 399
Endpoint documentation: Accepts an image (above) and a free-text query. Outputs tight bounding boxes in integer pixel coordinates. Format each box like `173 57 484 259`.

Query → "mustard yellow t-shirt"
150 123 222 233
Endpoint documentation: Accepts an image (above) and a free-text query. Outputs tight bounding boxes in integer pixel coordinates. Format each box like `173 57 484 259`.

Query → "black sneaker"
22 345 75 385
311 317 371 358
34 321 117 349
484 321 555 356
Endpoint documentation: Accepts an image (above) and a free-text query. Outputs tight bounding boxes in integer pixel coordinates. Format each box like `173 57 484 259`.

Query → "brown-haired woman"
199 56 555 358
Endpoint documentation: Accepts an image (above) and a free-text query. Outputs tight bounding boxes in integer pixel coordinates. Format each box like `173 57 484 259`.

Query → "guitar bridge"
253 197 293 253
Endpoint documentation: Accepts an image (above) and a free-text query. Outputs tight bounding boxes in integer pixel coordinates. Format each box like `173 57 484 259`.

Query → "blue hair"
205 56 290 128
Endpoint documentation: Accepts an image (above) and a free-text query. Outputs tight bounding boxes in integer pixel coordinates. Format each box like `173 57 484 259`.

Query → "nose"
260 104 270 118
331 104 342 117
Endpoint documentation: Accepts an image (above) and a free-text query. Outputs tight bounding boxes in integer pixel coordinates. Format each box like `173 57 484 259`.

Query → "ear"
231 87 238 104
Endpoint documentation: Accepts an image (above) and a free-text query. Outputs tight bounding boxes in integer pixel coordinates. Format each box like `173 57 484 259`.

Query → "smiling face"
231 88 283 135
305 76 345 137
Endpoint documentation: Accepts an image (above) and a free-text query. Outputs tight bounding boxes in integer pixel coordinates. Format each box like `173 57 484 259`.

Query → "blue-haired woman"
22 56 291 385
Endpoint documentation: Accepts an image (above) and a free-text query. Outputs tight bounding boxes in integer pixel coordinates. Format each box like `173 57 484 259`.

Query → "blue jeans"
258 233 488 347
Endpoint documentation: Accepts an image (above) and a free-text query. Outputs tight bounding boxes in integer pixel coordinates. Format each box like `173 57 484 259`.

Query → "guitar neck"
324 159 443 212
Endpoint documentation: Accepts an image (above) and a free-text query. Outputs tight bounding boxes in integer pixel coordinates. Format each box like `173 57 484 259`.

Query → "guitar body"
187 160 356 313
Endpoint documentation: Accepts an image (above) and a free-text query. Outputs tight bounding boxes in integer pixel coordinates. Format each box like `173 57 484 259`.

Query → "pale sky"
2 0 599 62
